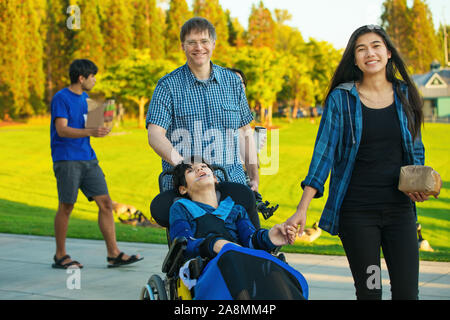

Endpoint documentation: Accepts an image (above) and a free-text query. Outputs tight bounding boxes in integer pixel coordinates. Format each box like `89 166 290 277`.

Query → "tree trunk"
138 97 149 128
267 103 273 127
260 104 265 124
292 97 299 119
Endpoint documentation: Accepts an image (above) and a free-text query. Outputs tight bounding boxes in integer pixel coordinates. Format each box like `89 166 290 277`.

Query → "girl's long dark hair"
324 25 423 139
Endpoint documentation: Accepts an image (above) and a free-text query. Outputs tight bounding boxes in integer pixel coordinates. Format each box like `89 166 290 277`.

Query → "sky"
187 0 449 50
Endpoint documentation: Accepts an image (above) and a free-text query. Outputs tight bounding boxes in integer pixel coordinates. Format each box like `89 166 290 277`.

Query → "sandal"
52 255 83 269
107 252 143 268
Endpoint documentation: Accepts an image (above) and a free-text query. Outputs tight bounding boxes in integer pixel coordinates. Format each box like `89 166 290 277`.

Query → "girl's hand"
268 224 295 246
285 210 307 244
405 192 430 202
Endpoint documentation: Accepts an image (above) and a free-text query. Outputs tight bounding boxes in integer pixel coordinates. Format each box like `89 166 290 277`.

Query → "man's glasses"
184 39 213 48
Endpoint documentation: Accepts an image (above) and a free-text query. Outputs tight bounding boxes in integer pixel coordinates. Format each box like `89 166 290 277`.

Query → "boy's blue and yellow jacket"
302 81 425 236
169 196 276 259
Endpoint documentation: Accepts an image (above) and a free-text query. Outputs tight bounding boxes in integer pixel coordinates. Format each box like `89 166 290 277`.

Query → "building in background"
413 61 450 122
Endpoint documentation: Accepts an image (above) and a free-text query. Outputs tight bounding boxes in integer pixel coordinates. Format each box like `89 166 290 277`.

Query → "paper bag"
398 165 442 196
103 100 115 129
86 99 115 129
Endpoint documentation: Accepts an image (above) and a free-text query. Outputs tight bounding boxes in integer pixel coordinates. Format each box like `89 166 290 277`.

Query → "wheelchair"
140 166 308 300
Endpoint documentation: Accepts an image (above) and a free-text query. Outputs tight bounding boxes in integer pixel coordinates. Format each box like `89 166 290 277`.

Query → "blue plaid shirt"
146 63 253 191
302 81 425 235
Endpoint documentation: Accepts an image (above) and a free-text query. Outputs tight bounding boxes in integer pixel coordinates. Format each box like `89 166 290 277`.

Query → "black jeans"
338 206 419 300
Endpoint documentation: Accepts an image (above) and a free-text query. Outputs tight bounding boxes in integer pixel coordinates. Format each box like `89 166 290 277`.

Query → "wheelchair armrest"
162 236 187 276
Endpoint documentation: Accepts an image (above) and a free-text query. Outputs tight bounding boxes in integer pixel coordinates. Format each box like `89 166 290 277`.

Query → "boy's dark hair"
69 59 98 84
227 68 247 88
180 17 216 43
172 156 215 197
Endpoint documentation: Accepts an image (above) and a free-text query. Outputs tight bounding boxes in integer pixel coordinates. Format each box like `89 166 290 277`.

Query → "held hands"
268 223 298 246
284 209 307 245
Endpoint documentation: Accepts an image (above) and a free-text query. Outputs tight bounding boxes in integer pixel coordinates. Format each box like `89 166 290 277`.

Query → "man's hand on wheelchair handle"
248 179 259 192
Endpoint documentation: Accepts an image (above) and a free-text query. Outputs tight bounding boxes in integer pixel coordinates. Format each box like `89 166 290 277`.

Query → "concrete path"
0 233 448 300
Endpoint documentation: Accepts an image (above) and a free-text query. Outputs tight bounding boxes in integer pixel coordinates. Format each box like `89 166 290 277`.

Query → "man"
50 59 142 269
146 17 259 193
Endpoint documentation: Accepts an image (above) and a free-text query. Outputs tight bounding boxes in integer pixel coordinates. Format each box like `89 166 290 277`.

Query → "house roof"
412 67 450 98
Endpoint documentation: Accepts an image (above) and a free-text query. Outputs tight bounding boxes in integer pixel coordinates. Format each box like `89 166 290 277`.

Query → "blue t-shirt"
50 87 96 162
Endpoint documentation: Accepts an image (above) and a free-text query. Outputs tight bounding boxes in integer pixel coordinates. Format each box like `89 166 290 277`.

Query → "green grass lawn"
0 117 448 261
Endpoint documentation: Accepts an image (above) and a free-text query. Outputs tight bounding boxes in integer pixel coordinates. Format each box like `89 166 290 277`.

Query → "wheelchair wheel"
140 274 168 300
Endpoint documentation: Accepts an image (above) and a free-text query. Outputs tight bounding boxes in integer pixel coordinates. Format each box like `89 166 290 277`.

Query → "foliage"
43 0 75 104
193 0 229 54
381 0 441 74
0 0 47 118
232 46 287 125
247 1 276 49
409 0 441 73
0 0 343 123
95 49 177 127
226 10 246 48
437 24 450 67
4 0 443 122
132 0 166 59
72 0 105 72
102 0 134 64
165 0 192 56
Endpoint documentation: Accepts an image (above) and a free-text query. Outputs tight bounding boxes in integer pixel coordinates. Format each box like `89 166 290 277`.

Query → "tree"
437 24 450 67
0 0 26 118
304 39 342 104
102 0 134 64
0 0 47 118
226 10 246 48
133 0 165 59
165 0 192 60
193 0 229 54
272 11 312 118
232 46 287 126
72 0 105 72
381 0 411 58
43 0 75 105
247 1 276 49
273 9 304 53
96 49 177 128
409 0 441 73
277 56 316 120
381 0 440 74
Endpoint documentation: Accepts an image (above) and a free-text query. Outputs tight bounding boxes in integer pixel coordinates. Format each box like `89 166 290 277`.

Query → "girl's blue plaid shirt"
302 81 425 235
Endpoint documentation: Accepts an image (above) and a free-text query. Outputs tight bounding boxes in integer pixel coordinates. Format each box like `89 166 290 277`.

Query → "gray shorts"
53 160 109 204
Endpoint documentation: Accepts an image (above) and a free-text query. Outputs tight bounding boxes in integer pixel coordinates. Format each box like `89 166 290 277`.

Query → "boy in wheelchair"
167 157 308 300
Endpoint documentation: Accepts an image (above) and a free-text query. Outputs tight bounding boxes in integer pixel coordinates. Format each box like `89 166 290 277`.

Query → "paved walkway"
0 233 448 300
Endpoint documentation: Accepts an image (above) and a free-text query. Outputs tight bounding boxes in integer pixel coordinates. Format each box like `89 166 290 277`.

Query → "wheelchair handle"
158 164 229 192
